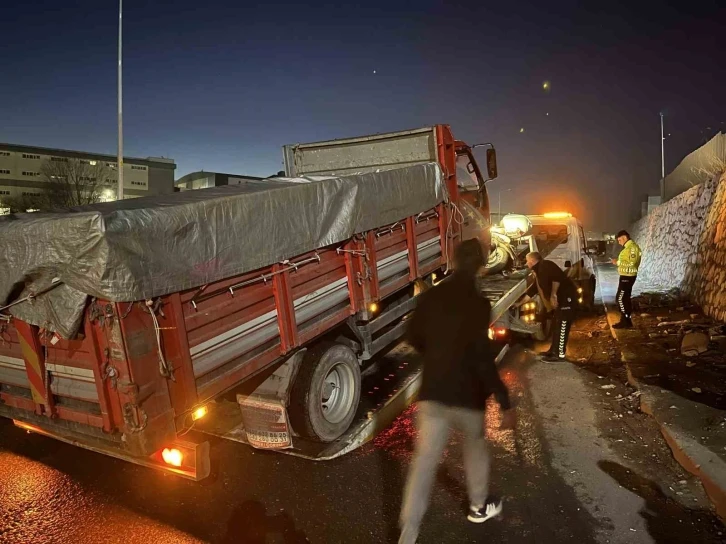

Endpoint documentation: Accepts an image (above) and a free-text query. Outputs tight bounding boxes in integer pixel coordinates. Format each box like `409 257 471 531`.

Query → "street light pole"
659 112 666 201
117 0 124 200
660 112 665 180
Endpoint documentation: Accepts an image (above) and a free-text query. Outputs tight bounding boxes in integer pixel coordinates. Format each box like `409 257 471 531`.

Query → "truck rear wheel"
289 343 361 443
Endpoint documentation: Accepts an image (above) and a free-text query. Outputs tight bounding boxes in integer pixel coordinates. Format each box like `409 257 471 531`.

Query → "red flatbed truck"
0 125 537 478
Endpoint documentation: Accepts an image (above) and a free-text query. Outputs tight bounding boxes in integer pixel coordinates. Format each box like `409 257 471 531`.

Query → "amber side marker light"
192 405 208 421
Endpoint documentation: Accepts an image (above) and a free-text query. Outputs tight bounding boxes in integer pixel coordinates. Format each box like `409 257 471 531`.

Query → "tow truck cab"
528 213 597 309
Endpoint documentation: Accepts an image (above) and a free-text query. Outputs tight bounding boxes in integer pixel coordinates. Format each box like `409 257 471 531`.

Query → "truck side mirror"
486 149 498 180
564 260 572 268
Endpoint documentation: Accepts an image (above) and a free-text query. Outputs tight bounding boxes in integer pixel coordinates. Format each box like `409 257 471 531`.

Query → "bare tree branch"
39 158 112 209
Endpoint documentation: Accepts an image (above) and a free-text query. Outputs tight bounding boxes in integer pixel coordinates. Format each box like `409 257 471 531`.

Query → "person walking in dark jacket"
398 239 515 544
519 252 578 362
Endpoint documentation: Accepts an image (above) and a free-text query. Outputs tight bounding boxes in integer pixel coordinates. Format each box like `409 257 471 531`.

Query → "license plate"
238 396 293 450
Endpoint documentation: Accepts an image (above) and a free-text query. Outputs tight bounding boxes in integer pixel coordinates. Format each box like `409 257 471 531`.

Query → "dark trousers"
549 295 575 358
616 276 636 320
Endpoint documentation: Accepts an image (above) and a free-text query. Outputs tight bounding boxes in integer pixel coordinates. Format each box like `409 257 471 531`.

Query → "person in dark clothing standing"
398 239 515 544
520 251 578 363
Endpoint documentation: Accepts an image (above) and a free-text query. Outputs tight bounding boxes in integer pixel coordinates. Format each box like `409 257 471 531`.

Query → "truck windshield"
532 223 570 257
456 155 480 191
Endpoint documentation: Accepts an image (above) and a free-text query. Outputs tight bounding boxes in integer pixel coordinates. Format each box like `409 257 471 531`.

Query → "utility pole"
660 112 665 200
660 112 665 179
117 0 124 200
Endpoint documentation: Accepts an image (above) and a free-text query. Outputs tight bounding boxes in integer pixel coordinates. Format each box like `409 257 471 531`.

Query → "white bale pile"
631 172 726 322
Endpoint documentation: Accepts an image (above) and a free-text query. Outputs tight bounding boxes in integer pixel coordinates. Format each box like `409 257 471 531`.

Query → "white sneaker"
467 498 503 523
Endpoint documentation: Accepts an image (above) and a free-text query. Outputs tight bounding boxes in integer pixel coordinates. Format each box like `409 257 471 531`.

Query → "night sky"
1 1 725 231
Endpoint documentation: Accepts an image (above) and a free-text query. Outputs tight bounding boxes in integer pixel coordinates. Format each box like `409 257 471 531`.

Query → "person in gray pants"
399 239 516 544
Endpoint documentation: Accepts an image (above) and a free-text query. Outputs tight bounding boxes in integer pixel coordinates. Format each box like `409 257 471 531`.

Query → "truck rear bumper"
12 419 210 481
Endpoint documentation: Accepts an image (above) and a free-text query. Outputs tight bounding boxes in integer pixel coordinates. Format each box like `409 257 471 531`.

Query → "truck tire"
289 343 361 443
484 246 511 275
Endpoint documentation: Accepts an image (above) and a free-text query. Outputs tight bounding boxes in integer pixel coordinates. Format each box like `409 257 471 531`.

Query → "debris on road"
681 332 709 356
658 320 689 327
601 384 616 390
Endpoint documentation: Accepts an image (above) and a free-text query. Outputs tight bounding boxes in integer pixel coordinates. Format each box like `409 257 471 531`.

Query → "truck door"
455 152 491 249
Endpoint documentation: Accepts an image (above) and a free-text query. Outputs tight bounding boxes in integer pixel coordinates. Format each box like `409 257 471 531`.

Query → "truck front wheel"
289 343 361 443
484 246 511 275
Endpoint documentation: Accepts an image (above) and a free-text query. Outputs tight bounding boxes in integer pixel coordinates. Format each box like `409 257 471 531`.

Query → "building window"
22 154 41 160
50 156 68 162
131 181 146 186
0 151 10 157
0 190 10 195
79 176 97 182
22 171 40 177
131 165 147 171
22 192 40 196
106 162 117 168
0 169 10 175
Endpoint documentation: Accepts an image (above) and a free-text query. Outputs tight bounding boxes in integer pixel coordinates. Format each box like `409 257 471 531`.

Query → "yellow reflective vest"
617 239 642 276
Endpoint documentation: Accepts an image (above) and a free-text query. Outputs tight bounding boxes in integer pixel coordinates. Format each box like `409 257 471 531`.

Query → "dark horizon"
1 0 724 231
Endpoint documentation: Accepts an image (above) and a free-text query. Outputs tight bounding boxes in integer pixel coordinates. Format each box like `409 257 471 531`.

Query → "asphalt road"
1 272 724 543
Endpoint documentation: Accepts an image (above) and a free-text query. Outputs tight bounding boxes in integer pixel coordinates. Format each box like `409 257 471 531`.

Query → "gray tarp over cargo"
0 162 445 338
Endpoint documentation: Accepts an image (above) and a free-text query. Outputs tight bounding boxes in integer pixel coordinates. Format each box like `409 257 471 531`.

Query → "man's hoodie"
407 272 511 411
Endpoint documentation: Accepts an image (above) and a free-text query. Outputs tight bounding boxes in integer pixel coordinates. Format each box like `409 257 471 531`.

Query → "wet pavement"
2 288 725 542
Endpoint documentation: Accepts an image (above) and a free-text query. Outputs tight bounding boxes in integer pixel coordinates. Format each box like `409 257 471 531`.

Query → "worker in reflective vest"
611 230 642 329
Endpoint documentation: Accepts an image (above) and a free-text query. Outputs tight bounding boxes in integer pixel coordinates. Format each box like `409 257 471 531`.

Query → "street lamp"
117 0 124 200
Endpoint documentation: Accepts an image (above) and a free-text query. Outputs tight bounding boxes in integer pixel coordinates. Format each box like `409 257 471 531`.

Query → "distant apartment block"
0 143 176 204
175 171 264 191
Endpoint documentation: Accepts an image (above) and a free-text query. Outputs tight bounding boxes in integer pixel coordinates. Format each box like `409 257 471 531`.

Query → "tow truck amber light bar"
13 419 210 481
